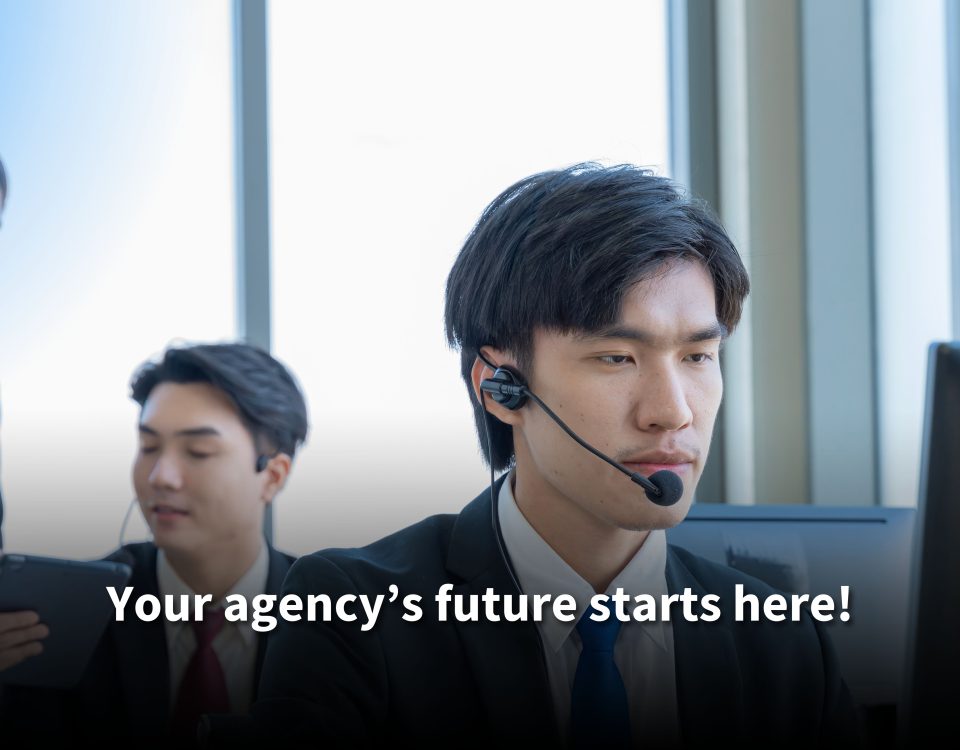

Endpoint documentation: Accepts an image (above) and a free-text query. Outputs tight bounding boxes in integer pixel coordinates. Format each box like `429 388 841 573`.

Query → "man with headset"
249 164 860 746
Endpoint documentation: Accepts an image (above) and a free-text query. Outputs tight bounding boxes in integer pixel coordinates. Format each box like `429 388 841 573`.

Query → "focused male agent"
1 343 308 743
250 164 860 746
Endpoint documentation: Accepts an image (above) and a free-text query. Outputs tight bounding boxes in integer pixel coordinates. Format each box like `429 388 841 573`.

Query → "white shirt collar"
157 539 270 648
497 471 670 654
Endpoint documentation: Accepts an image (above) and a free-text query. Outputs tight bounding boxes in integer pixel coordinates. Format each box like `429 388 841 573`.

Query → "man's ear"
470 347 524 427
260 453 293 504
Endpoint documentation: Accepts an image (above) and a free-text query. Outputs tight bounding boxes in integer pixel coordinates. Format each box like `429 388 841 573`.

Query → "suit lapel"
254 545 293 688
444 485 749 743
112 542 294 728
111 544 171 735
667 548 745 744
445 484 560 743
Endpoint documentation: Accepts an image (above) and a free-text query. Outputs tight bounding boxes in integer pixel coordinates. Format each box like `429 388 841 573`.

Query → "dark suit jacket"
3 541 294 744
249 483 861 748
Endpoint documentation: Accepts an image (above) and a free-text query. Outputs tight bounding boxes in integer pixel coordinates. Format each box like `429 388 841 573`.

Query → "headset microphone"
479 363 684 507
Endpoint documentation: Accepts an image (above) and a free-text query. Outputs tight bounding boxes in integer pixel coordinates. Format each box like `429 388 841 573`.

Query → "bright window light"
269 0 670 554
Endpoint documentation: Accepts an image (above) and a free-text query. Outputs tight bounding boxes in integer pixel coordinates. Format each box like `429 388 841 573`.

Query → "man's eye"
686 353 715 364
188 451 213 460
139 446 158 455
599 354 633 365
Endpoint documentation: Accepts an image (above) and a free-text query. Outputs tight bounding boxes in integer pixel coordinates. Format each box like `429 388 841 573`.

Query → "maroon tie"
171 607 230 741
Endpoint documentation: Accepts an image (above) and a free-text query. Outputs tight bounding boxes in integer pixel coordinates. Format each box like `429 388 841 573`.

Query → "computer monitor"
668 505 914 715
902 342 960 744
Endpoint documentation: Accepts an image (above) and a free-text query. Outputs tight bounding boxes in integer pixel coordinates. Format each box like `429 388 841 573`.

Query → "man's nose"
148 453 184 491
635 365 693 432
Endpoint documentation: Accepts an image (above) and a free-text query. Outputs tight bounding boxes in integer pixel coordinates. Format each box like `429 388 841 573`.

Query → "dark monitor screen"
903 342 960 743
667 504 914 715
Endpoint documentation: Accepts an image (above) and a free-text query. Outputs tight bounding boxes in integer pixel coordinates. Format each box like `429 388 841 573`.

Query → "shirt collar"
497 471 669 653
157 539 270 648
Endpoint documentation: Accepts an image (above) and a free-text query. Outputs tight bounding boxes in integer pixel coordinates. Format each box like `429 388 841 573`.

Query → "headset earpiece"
479 366 529 411
476 348 683 506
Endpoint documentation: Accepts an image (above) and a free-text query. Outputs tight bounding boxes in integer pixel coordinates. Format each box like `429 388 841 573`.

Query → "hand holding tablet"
0 553 131 688
0 610 47 671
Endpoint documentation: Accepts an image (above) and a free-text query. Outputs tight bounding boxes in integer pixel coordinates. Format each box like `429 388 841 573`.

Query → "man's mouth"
623 462 692 475
620 451 696 475
151 504 189 518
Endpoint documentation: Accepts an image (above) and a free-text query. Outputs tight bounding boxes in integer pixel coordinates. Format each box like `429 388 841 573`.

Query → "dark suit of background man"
1 343 309 744
248 164 861 747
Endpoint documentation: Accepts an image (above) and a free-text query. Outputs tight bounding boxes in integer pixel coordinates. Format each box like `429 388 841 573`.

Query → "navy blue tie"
571 605 632 748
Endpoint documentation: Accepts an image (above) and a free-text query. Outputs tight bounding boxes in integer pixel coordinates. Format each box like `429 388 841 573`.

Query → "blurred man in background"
2 343 308 744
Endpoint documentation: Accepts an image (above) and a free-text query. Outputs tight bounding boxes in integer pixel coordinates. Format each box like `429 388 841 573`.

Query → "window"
0 1 235 557
268 0 670 553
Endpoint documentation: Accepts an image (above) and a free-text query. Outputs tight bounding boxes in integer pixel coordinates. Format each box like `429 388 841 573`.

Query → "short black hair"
130 343 309 458
444 163 749 471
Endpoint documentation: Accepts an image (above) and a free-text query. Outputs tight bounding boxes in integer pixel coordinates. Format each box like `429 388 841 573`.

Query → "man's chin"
613 495 692 532
149 527 196 554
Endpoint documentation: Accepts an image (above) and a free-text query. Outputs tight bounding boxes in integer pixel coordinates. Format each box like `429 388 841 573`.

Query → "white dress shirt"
157 541 269 714
498 474 680 746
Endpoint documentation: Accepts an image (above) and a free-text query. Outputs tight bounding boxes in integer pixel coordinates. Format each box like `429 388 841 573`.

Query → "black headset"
479 365 529 410
477 352 683 506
